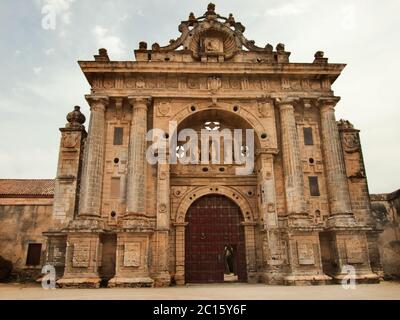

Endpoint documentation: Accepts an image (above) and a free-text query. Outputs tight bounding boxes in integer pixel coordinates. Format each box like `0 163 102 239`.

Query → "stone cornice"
79 61 345 77
92 92 334 100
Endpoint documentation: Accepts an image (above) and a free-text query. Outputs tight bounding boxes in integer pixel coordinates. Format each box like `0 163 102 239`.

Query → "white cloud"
33 67 43 75
265 1 310 17
341 5 356 30
92 25 126 59
44 48 55 55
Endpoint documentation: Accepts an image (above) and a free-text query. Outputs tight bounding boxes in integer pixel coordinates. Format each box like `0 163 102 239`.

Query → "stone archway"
174 186 257 285
170 102 268 150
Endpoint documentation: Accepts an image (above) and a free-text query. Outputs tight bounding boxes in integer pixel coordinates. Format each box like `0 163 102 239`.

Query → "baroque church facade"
1 4 384 287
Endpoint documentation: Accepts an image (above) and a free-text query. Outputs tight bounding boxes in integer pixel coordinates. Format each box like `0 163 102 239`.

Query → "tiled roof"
0 179 55 197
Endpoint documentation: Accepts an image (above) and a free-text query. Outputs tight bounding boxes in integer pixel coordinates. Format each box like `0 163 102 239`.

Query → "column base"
174 274 185 286
57 277 101 289
108 276 154 288
283 274 332 286
152 272 171 287
262 272 285 285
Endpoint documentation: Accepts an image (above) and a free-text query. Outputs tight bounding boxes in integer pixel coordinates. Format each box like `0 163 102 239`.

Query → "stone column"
319 97 353 219
125 97 150 216
277 98 308 216
257 153 285 284
174 223 187 285
153 158 171 286
79 96 108 217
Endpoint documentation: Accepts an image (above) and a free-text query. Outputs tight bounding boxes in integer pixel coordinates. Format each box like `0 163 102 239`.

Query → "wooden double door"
185 195 247 283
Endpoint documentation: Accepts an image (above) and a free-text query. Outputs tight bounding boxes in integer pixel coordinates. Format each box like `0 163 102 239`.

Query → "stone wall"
0 201 53 279
370 189 400 278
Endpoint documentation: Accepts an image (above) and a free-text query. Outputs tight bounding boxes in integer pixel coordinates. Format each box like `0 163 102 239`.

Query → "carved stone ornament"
123 243 141 267
343 133 360 153
62 134 78 148
157 102 171 117
143 3 275 62
258 101 272 118
159 203 167 213
207 76 222 91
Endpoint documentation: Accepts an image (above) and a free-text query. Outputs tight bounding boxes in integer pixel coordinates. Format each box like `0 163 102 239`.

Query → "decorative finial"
206 3 216 15
313 51 328 64
152 43 160 51
66 106 86 129
139 41 148 50
314 51 324 59
188 12 196 22
276 43 285 52
99 48 108 56
94 48 110 61
228 13 235 26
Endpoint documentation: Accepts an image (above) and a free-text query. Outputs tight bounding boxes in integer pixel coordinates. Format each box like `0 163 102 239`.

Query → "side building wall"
0 196 53 280
370 189 400 279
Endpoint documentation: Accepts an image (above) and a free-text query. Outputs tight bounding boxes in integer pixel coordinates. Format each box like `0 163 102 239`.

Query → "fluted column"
277 98 308 215
319 97 352 216
126 97 150 216
79 95 108 217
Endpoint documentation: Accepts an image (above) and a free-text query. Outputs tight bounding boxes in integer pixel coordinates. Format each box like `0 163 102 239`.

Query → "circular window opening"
114 158 120 164
190 106 196 112
111 211 117 218
233 106 239 112
309 158 315 164
202 167 209 172
248 191 253 196
164 133 170 139
261 133 268 140
219 167 225 172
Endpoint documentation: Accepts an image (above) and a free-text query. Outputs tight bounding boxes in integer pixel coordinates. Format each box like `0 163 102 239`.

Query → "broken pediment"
135 3 286 63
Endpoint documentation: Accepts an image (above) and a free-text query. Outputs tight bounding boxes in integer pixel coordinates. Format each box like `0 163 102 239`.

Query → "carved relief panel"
72 242 91 267
123 242 141 267
297 241 315 265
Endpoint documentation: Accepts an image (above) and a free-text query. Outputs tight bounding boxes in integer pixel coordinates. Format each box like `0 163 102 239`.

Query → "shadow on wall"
371 189 400 280
0 256 13 282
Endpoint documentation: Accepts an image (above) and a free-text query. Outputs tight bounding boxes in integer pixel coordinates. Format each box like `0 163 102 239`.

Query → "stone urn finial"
139 41 148 50
314 51 324 59
66 106 86 129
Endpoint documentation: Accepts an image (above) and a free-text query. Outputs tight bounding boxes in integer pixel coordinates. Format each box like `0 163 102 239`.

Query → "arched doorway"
185 195 247 283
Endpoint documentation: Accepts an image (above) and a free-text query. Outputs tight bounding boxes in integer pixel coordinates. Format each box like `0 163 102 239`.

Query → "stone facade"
0 4 388 286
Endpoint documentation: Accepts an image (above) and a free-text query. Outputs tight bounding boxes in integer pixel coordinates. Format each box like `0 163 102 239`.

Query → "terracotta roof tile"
0 179 55 197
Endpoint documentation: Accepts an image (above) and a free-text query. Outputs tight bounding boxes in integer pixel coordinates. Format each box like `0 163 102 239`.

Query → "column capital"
318 96 341 111
127 96 152 110
275 97 299 110
85 95 109 112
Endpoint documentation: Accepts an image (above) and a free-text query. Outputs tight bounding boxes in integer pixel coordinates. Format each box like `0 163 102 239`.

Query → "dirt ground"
0 281 399 300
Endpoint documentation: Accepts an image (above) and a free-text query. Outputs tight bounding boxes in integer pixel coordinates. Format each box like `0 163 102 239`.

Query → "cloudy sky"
0 0 399 194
